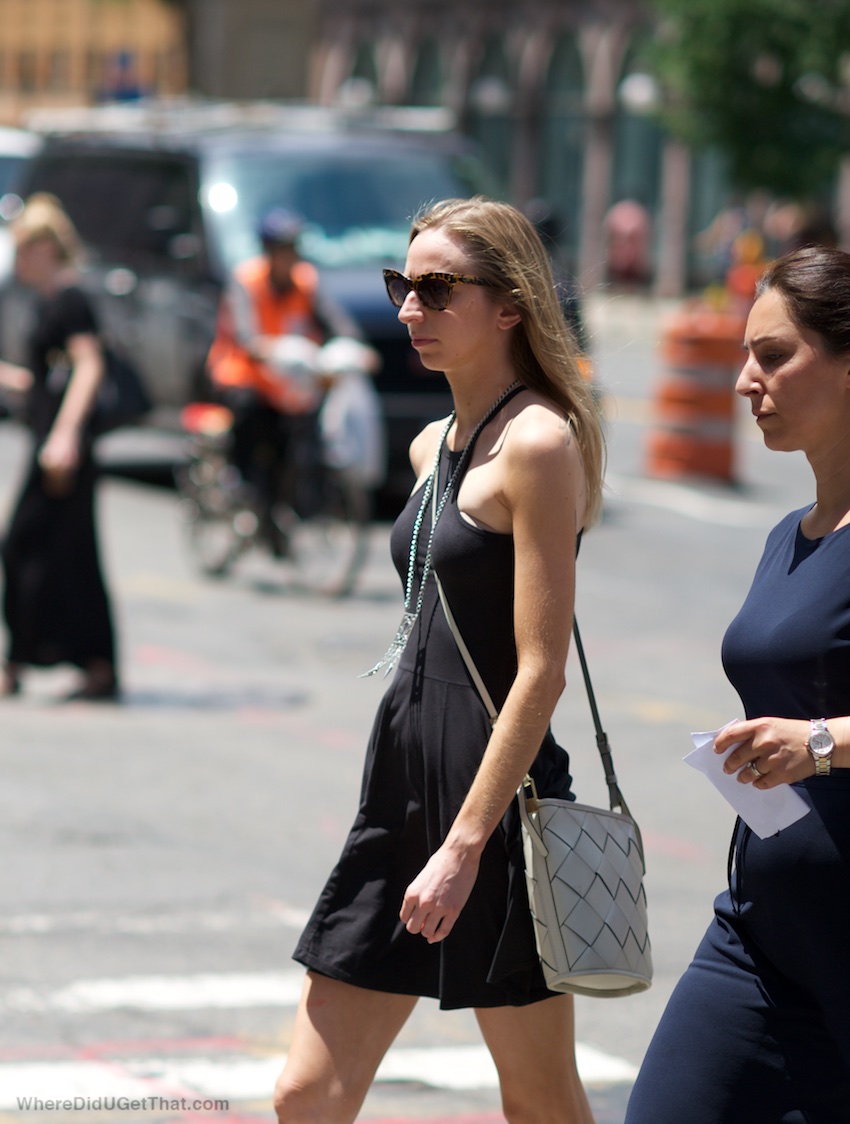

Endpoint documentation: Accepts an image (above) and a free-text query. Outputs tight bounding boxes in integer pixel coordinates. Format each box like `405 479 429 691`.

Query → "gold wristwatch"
806 718 835 777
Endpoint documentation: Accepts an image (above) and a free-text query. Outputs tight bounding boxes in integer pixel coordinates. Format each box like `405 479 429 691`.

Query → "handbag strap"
435 574 499 726
435 572 631 819
570 616 631 818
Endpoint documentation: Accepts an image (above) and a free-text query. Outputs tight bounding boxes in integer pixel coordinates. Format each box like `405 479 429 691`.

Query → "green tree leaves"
649 0 850 195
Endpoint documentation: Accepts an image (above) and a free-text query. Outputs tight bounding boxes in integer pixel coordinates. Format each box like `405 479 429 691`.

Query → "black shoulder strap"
571 617 630 817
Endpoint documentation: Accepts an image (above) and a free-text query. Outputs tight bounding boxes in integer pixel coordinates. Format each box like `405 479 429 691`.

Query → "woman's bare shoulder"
499 395 587 523
504 395 577 464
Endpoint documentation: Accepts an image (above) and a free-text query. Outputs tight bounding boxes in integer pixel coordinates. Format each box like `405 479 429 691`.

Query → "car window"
0 154 29 196
203 146 495 271
24 153 206 275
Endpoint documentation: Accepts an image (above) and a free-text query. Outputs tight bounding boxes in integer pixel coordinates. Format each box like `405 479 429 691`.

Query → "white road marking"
0 1064 156 1107
0 969 638 1102
0 1042 636 1109
0 903 310 936
2 971 307 1013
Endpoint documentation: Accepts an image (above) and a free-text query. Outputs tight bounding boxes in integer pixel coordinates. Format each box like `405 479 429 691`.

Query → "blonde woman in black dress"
0 194 117 700
275 198 605 1124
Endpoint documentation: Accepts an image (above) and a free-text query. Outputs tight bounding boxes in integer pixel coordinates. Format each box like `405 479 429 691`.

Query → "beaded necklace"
362 379 524 677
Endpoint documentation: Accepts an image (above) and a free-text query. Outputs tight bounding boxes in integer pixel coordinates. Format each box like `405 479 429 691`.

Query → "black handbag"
88 347 152 436
47 345 152 436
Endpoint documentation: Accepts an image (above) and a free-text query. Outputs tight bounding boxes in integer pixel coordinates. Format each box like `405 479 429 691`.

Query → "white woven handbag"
436 576 652 999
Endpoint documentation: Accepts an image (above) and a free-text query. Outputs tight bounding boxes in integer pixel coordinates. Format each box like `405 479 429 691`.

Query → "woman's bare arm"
38 332 104 492
400 404 585 942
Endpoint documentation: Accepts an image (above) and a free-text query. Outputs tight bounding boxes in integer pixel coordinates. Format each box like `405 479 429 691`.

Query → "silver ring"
748 761 765 778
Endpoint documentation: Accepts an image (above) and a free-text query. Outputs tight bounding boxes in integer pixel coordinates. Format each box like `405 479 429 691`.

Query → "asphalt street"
0 292 815 1123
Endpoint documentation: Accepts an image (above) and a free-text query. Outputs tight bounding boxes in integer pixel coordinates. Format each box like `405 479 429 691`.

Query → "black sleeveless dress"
293 420 576 1009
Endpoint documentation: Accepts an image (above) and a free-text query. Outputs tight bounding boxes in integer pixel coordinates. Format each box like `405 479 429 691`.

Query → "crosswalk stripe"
0 1042 636 1109
2 972 306 1013
0 970 637 1103
0 904 310 936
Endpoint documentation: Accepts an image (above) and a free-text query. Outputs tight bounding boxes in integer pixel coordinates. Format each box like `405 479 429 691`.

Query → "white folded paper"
684 723 810 839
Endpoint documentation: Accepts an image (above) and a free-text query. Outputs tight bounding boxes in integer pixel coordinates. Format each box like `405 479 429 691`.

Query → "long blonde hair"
410 196 606 524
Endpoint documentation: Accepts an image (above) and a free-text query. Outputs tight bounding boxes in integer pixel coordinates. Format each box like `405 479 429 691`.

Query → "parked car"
0 125 40 195
8 101 502 501
0 127 40 418
0 125 40 273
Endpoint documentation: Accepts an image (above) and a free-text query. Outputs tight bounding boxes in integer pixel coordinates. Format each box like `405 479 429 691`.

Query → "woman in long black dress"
274 198 606 1123
0 193 118 700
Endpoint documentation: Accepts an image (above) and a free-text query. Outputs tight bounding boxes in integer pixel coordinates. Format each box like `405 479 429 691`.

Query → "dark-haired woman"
626 245 850 1123
273 197 606 1123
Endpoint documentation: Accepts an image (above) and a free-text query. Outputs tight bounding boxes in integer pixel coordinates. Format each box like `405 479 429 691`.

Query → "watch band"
807 718 834 777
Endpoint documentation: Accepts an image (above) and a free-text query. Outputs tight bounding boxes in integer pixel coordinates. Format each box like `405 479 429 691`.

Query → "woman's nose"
397 291 422 323
735 355 758 397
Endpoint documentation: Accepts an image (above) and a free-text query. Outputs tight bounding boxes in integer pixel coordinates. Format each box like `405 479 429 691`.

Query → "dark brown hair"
756 245 850 356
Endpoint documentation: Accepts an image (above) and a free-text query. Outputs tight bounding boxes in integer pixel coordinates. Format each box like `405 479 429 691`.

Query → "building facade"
306 0 727 294
0 0 728 294
0 0 187 119
181 0 316 101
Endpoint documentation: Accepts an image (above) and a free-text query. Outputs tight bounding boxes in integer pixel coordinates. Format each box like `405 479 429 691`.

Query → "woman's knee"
499 1061 591 1124
274 973 416 1123
477 997 592 1124
501 1086 590 1124
272 1068 358 1124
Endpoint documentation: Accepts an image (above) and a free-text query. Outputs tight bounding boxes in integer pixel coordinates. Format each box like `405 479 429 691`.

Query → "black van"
8 102 500 499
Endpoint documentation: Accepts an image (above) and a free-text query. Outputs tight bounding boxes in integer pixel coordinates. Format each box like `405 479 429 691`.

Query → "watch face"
809 731 834 755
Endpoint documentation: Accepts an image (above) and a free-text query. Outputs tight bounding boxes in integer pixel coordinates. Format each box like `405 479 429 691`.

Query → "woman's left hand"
400 844 481 944
715 717 814 786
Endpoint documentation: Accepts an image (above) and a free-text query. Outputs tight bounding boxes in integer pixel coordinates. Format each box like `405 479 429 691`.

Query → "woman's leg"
475 994 595 1124
625 910 798 1124
1 662 21 696
273 970 418 1124
67 657 119 701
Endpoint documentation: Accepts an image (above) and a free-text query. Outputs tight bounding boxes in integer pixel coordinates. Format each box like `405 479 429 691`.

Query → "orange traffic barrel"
644 307 746 483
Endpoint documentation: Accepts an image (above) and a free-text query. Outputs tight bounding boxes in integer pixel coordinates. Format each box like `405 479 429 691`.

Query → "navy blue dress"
626 507 850 1124
293 434 576 1009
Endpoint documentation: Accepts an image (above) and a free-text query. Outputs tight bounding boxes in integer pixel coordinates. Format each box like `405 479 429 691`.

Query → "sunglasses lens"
384 272 454 310
418 277 451 310
385 274 409 308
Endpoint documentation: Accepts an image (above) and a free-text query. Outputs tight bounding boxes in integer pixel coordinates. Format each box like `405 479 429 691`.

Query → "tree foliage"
648 0 850 197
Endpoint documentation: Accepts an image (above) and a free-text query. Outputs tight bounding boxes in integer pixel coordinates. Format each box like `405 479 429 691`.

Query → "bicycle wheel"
281 469 370 597
176 454 248 578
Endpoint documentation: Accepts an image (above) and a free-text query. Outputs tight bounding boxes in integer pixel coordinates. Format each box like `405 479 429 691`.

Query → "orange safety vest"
207 256 323 413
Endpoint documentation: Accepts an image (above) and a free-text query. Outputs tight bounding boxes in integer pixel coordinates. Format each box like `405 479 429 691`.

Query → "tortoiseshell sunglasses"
382 269 492 311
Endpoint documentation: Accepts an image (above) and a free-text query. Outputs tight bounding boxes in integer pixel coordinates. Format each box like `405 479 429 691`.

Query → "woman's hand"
400 842 481 944
714 717 815 786
38 427 81 495
0 360 33 394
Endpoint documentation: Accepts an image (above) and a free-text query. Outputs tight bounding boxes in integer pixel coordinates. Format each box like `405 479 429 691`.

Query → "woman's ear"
496 302 522 331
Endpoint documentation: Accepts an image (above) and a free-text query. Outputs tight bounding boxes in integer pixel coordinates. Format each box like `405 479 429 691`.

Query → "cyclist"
205 206 359 530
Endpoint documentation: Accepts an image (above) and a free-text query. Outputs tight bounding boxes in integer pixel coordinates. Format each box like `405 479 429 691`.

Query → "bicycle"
174 401 370 598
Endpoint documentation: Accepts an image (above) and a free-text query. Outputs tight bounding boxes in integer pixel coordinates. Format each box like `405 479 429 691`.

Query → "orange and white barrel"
644 308 746 483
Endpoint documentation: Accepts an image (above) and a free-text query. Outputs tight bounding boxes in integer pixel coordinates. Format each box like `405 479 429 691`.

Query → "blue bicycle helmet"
257 207 304 246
